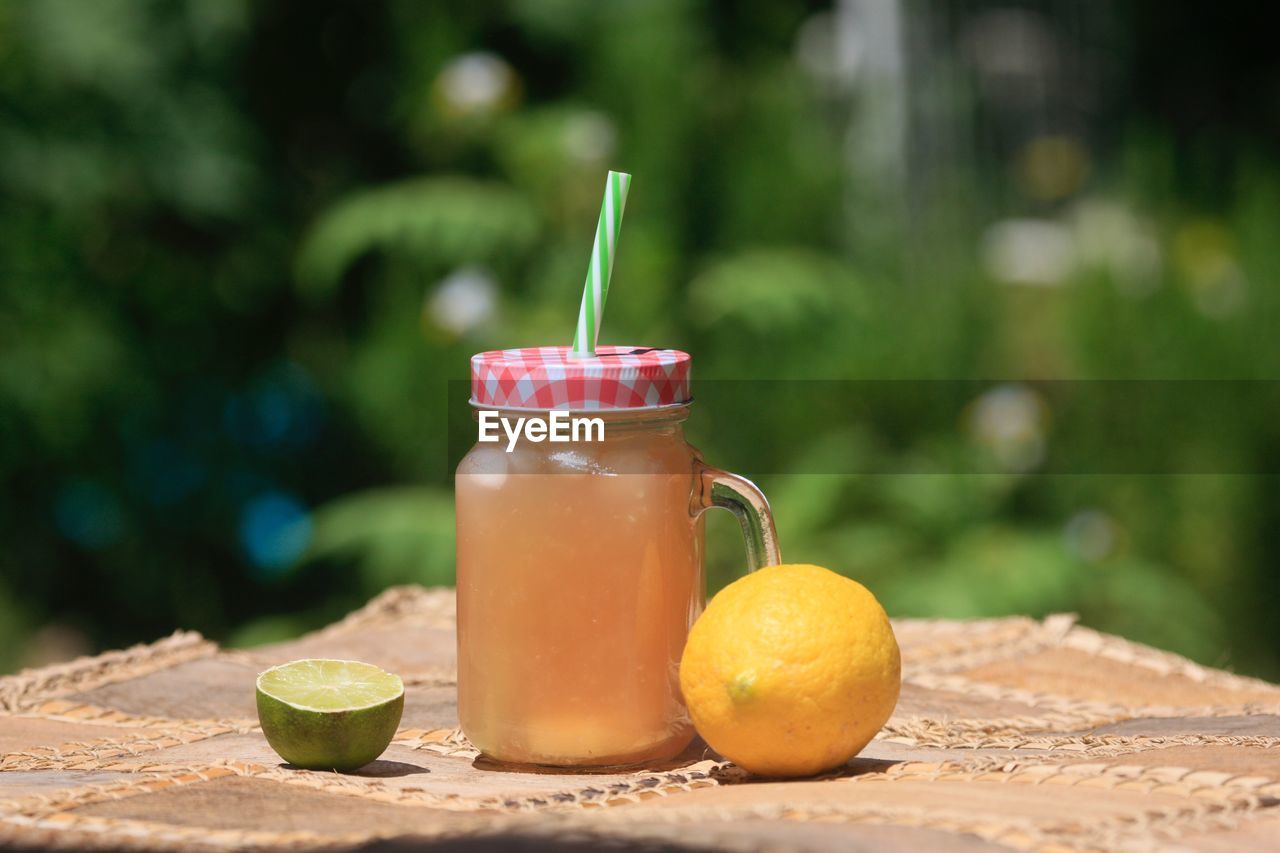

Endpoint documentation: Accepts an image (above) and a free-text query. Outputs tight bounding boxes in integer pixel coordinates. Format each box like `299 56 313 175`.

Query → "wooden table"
3 586 1279 851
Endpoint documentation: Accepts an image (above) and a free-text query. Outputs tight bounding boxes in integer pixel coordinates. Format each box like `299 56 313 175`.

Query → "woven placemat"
3 586 1279 851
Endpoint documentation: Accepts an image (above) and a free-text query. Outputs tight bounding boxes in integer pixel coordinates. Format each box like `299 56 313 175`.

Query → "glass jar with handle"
456 345 779 767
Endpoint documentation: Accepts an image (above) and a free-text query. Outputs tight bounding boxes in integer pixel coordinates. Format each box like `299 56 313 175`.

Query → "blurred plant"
295 178 539 296
1 0 1278 680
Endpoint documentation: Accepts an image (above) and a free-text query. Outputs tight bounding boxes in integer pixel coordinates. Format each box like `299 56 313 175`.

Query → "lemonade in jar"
456 346 779 766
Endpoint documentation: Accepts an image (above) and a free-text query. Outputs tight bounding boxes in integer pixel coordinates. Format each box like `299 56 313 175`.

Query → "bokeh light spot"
223 362 324 451
433 52 520 119
426 267 498 337
1064 509 1117 563
1016 135 1091 201
55 481 126 549
966 384 1049 473
239 492 312 576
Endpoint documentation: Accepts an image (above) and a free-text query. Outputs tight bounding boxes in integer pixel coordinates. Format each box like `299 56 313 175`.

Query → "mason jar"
456 346 779 767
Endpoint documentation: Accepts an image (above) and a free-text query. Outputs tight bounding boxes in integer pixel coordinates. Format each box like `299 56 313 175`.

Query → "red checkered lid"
470 346 692 410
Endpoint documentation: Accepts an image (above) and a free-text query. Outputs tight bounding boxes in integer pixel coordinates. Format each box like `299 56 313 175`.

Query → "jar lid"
470 346 692 410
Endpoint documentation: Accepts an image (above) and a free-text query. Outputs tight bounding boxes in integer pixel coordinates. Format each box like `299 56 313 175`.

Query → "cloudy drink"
457 404 702 765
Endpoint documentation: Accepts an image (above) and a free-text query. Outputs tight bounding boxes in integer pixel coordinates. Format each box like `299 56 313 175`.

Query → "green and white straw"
570 170 632 357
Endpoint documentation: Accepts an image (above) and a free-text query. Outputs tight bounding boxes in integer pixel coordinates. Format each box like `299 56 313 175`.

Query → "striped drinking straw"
570 170 632 358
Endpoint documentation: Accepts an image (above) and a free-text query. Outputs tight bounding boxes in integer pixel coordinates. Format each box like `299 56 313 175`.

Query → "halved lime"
256 659 404 771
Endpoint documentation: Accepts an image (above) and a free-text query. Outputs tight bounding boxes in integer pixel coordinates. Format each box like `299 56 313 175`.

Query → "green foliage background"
2 1 1278 676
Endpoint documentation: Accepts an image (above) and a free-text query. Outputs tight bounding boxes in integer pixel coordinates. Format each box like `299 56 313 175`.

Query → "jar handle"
692 463 781 571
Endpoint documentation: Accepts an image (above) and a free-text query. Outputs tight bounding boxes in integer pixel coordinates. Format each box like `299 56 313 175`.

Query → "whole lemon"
679 564 901 777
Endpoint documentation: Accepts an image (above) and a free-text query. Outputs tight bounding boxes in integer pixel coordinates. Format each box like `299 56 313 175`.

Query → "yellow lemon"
679 563 900 777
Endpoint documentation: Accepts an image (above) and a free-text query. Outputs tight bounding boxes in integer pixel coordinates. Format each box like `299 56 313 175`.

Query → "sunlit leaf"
305 487 456 590
689 248 860 334
295 177 539 296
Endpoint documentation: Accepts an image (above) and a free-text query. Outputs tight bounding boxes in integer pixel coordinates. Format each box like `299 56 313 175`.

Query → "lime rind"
255 659 404 713
255 658 405 771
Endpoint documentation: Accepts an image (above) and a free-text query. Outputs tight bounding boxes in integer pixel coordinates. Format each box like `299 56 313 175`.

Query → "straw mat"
3 586 1279 851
